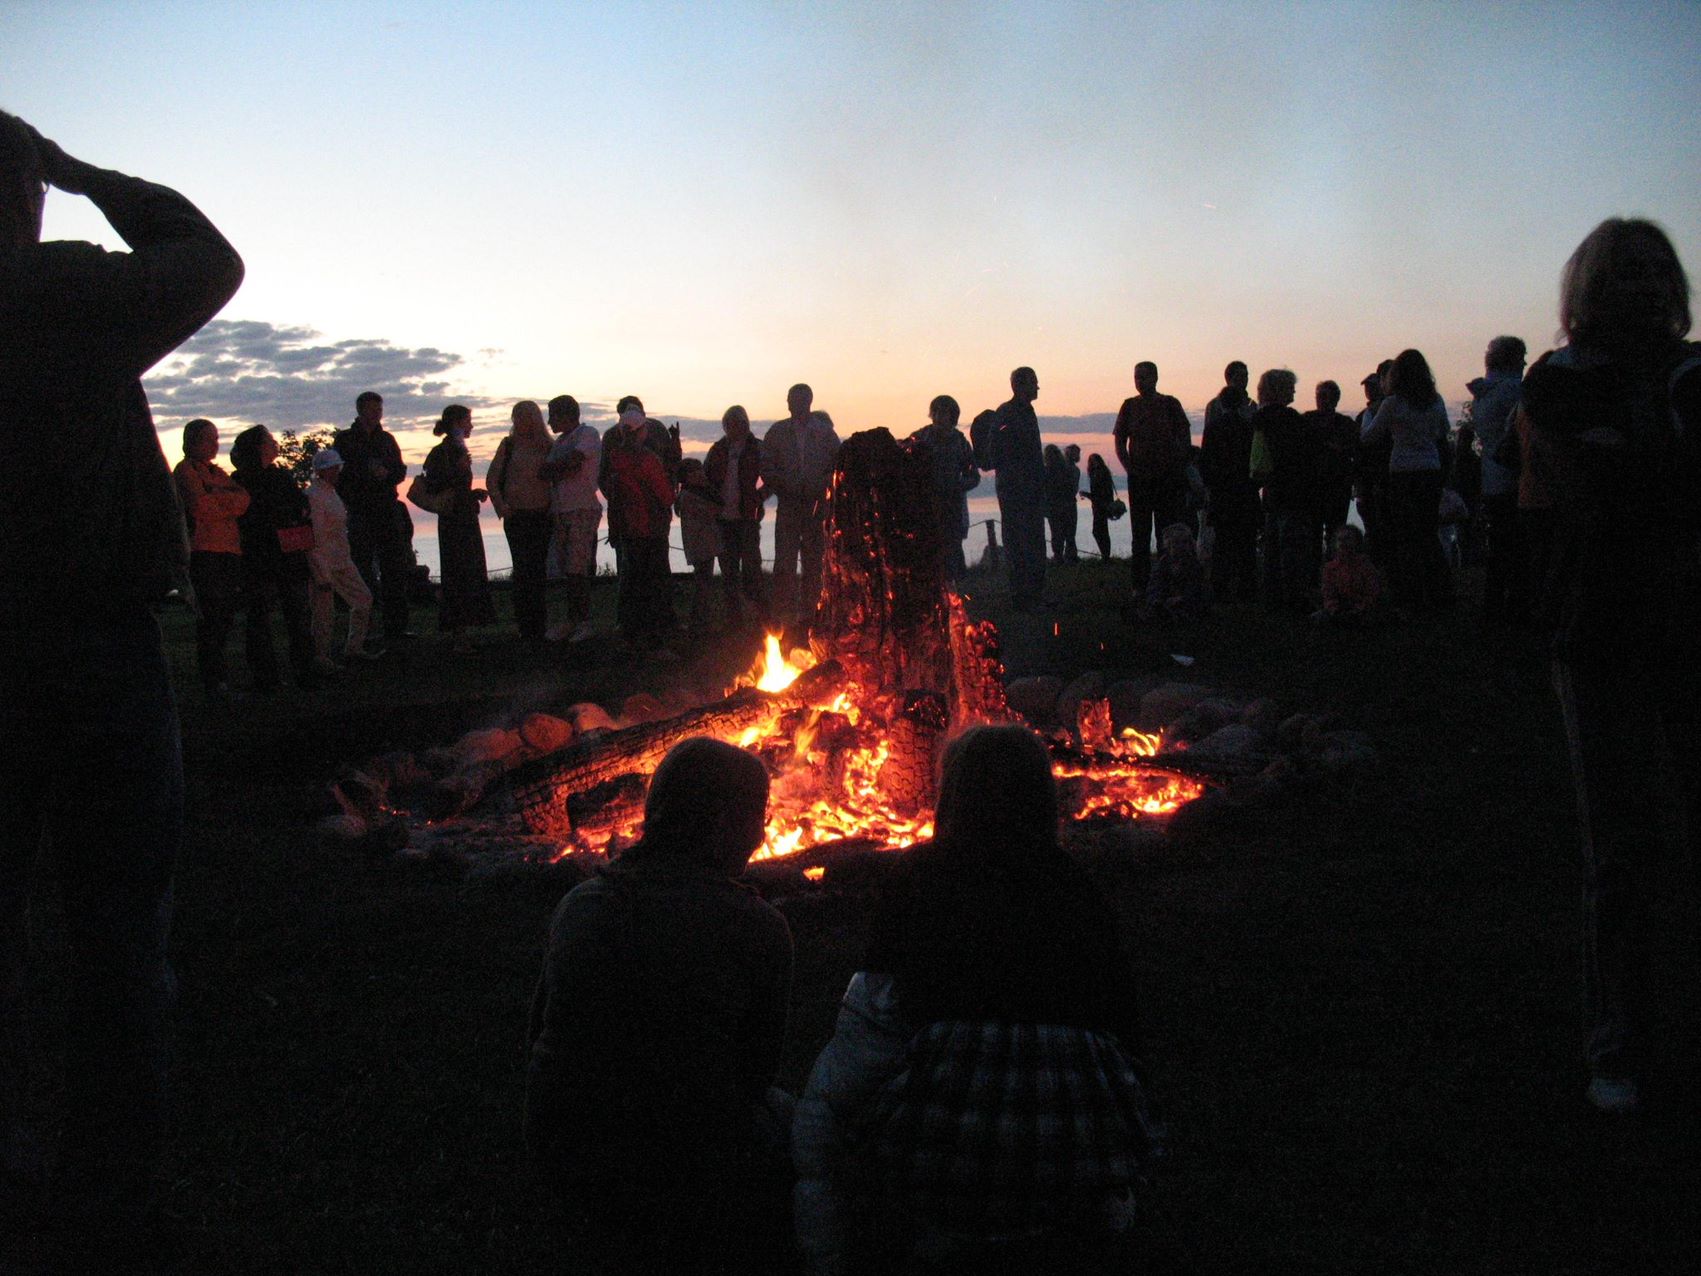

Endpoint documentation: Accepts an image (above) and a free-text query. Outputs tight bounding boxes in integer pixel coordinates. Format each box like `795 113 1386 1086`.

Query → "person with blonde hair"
1523 217 1701 1115
487 399 556 642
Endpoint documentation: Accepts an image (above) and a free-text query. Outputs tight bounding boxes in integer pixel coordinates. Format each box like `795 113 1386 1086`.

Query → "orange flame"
750 632 810 693
562 652 1201 863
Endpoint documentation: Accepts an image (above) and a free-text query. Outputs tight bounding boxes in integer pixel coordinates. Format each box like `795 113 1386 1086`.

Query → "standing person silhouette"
1470 336 1529 624
172 418 250 697
1524 218 1701 1116
1200 361 1261 603
0 111 243 1268
1113 362 1193 598
332 391 411 648
1361 350 1454 612
982 367 1048 611
761 384 840 634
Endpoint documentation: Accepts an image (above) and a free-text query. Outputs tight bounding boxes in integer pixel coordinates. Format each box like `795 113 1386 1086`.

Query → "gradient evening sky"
8 1 1700 566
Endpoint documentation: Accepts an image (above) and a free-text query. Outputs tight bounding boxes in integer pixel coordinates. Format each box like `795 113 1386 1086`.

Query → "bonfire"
504 428 1205 862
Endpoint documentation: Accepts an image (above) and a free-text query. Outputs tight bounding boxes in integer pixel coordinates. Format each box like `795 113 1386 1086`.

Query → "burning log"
506 659 848 838
811 428 955 703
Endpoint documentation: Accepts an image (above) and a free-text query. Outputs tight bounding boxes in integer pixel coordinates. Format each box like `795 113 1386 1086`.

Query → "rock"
1239 697 1281 738
1190 722 1266 760
1005 675 1065 727
620 692 666 724
455 727 525 769
566 702 619 734
1163 706 1218 746
518 712 574 755
418 746 459 778
1193 698 1245 730
1166 697 1244 744
1139 683 1215 731
1056 671 1107 739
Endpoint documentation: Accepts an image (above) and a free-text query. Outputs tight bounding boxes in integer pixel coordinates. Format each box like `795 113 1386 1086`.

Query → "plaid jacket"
851 1018 1160 1234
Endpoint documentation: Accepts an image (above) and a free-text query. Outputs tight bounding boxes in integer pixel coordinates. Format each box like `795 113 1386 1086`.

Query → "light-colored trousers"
310 558 373 659
772 500 826 626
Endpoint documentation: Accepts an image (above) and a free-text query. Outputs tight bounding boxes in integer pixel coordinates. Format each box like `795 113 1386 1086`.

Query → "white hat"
312 447 344 471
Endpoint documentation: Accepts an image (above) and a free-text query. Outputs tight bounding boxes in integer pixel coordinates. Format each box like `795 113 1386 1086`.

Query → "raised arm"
26 122 244 375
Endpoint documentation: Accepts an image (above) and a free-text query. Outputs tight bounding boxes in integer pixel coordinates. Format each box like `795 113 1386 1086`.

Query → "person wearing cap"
172 417 250 698
307 446 374 668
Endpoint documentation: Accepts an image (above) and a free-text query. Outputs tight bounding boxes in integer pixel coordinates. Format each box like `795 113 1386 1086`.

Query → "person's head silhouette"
787 383 813 422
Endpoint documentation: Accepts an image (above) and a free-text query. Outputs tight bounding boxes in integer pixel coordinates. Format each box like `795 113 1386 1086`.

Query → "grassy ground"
16 559 1698 1273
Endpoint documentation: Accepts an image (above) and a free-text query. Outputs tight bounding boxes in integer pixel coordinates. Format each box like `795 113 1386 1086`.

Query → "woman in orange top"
171 417 249 697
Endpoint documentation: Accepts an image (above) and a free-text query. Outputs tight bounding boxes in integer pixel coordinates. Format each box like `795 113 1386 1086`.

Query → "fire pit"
501 428 1209 862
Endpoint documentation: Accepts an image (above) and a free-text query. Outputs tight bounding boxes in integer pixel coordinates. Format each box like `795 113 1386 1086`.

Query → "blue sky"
8 0 1700 569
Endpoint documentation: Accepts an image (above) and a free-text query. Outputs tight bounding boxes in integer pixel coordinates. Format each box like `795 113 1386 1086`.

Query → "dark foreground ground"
12 558 1698 1274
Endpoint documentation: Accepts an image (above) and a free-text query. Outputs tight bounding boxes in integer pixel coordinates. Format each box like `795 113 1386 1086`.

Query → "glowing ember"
1120 726 1163 755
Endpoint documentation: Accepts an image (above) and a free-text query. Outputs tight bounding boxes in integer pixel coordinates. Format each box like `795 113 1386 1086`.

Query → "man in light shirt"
705 405 769 627
541 395 603 643
760 383 840 633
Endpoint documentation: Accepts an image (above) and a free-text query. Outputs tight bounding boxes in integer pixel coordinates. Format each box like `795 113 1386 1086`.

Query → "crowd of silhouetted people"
5 100 1699 1274
167 333 1561 705
168 339 1558 707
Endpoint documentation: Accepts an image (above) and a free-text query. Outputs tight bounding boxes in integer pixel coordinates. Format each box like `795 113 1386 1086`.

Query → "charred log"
810 429 954 701
880 691 949 813
506 659 847 837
